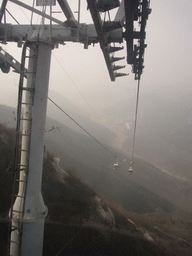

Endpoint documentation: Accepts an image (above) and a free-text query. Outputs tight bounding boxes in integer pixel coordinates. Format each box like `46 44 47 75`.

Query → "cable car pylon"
9 39 51 256
0 1 151 255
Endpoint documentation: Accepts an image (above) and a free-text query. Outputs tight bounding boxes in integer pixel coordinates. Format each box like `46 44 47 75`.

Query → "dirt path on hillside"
93 114 130 151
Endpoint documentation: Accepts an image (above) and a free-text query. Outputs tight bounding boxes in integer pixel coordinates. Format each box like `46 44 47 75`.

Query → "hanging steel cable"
48 97 116 158
54 220 90 256
52 53 106 127
5 8 20 24
130 78 141 167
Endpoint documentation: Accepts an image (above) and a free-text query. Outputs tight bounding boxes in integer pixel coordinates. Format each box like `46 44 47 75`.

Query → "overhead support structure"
86 0 116 81
124 0 151 80
0 46 27 74
9 39 52 256
97 0 120 12
0 0 8 23
111 56 125 63
1 0 128 81
114 0 125 24
9 0 65 26
57 0 79 28
0 1 151 255
86 0 128 81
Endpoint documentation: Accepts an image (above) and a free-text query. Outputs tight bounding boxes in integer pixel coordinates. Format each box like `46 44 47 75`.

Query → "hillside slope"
0 124 192 255
1 103 192 215
102 92 192 178
1 103 192 214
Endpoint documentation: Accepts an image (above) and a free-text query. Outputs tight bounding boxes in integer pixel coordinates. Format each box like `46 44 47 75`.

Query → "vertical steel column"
124 0 134 64
10 41 52 256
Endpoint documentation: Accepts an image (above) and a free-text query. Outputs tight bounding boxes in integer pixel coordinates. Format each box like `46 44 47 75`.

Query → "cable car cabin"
128 166 134 175
113 162 119 171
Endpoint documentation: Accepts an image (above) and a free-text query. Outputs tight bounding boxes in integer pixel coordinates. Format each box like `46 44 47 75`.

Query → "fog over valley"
0 0 192 255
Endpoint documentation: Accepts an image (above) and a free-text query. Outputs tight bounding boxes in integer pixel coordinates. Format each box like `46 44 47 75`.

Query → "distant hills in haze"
1 99 192 255
101 90 192 177
0 85 192 215
1 100 192 214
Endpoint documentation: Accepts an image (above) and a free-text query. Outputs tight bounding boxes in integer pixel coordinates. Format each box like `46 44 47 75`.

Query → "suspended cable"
5 8 20 24
54 220 90 256
130 78 141 165
54 219 91 256
52 53 106 127
48 97 116 158
19 6 30 23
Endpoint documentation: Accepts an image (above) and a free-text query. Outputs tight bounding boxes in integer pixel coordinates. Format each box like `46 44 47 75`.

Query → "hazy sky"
0 0 192 107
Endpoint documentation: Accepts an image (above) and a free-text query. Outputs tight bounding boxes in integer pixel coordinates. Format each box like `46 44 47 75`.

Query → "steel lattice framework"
0 1 151 255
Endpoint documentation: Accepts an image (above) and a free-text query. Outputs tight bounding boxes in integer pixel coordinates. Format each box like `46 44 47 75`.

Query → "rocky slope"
0 123 192 255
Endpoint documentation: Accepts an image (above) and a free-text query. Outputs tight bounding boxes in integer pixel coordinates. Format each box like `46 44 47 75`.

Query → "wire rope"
5 8 20 24
52 53 106 127
130 78 141 164
19 6 30 23
54 221 90 256
48 97 116 158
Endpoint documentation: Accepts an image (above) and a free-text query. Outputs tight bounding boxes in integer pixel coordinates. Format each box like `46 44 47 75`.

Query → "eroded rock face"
50 158 116 227
52 157 69 182
94 196 116 228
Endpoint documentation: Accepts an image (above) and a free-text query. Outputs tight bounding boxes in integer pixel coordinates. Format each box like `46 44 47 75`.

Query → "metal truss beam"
0 22 124 46
9 0 64 26
124 0 151 80
1 1 127 81
57 0 78 28
0 45 27 74
86 0 116 81
0 0 8 23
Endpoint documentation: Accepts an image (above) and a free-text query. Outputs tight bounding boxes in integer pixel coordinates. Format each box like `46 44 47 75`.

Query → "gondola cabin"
128 166 134 175
113 162 119 171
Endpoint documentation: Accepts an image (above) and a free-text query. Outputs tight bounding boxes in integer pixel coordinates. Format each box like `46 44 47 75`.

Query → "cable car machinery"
0 0 151 255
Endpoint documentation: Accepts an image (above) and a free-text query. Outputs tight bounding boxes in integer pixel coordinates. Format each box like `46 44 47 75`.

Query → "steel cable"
131 79 141 163
48 97 116 158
